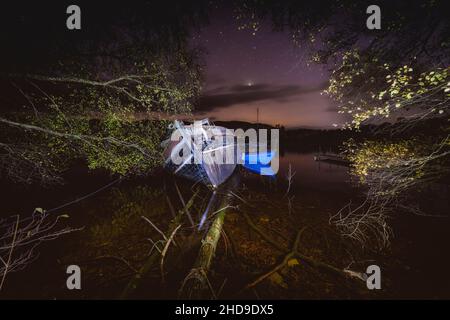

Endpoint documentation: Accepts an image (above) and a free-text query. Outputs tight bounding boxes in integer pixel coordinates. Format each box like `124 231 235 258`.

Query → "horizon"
190 3 348 129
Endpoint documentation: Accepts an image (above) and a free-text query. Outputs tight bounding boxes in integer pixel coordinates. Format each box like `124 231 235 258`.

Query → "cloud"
195 82 327 112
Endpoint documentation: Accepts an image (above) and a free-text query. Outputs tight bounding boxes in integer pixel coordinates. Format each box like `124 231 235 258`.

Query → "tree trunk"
178 178 237 299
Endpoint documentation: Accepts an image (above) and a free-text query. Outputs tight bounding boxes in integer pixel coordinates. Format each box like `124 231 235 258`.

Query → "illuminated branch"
0 210 82 290
332 136 450 248
0 117 157 158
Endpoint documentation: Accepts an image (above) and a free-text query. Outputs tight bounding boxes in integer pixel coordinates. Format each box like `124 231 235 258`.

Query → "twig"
160 224 181 284
0 215 19 290
284 163 296 197
141 216 172 245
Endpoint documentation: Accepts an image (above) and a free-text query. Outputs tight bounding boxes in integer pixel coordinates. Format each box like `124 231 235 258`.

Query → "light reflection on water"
278 152 350 190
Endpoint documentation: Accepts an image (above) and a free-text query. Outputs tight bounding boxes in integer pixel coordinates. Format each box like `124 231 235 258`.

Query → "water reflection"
279 152 350 190
1 151 449 299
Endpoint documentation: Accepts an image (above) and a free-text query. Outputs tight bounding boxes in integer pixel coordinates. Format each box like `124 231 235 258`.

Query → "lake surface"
1 151 449 299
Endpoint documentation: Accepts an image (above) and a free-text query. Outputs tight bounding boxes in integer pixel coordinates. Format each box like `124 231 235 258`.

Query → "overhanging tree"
0 1 208 184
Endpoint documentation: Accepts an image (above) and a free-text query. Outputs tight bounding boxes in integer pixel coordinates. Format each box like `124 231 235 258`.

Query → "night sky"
191 6 346 129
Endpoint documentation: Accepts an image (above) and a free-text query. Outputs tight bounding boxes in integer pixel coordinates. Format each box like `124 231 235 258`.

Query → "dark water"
1 151 449 299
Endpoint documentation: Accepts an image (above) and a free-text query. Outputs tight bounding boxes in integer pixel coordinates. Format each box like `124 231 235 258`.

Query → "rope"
46 176 123 213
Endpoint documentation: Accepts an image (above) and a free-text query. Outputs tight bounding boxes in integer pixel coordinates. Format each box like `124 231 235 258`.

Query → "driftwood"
243 227 306 290
241 213 366 291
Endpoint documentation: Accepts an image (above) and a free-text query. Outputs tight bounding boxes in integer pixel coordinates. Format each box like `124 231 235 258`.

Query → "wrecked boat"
162 119 276 187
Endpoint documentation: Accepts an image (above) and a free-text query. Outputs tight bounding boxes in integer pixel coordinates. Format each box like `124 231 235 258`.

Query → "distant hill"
206 117 449 153
212 120 275 130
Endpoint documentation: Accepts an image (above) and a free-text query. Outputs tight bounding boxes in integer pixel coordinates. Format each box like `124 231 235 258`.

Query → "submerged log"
178 178 237 299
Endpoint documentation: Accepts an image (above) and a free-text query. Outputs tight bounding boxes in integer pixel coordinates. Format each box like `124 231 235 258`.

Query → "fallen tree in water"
178 178 237 299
